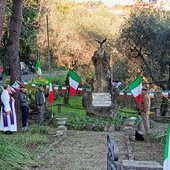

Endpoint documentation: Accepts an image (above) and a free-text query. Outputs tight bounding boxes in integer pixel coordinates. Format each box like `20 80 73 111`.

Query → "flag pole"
81 78 91 87
51 103 53 117
120 85 128 92
46 15 51 77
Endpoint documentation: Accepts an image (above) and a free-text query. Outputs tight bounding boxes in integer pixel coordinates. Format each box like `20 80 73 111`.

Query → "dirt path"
24 130 127 170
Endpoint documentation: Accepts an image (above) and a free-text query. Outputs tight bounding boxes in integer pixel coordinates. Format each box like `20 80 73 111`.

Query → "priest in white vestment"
0 85 17 134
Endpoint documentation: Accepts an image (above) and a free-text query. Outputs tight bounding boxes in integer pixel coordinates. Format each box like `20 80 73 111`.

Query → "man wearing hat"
139 86 151 136
35 84 45 125
19 85 29 130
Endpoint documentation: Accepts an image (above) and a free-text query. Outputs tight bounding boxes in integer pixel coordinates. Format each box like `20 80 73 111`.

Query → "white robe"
0 90 17 132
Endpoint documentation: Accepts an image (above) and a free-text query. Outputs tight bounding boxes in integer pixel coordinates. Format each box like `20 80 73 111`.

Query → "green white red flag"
128 76 142 105
35 59 42 78
31 82 36 88
48 79 54 104
163 122 170 170
69 69 81 96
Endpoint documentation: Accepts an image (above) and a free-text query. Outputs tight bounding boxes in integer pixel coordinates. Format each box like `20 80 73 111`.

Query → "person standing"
0 85 17 134
35 84 46 125
19 85 29 130
139 87 151 135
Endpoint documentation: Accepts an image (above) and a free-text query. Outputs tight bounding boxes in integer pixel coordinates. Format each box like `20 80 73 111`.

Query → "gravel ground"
23 130 127 170
130 121 167 166
23 121 166 170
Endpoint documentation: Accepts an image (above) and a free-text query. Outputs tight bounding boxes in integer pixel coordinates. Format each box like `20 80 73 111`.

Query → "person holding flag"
128 76 150 137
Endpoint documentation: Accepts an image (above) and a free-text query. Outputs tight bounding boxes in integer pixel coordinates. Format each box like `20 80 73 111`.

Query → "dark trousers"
21 106 29 127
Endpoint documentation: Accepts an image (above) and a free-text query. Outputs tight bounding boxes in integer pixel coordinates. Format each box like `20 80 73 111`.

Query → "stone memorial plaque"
92 93 111 107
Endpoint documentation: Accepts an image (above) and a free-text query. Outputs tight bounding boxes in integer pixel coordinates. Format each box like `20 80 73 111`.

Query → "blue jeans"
21 106 29 127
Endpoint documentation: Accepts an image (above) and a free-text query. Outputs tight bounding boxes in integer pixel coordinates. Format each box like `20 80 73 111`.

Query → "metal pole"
46 15 51 76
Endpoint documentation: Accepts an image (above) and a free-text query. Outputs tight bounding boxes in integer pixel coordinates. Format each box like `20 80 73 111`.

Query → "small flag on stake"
148 91 154 98
31 82 36 88
12 80 21 91
162 91 169 97
54 85 59 92
23 81 28 86
62 86 67 93
119 91 124 97
78 88 83 93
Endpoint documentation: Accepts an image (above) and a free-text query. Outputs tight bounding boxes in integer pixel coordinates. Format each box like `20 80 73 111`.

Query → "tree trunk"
7 0 22 129
0 0 6 44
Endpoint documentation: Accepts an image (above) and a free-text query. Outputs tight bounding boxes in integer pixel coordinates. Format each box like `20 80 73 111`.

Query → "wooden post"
46 15 51 76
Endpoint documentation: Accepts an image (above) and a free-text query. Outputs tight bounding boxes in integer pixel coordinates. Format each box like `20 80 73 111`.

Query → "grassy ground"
0 95 165 169
0 125 49 170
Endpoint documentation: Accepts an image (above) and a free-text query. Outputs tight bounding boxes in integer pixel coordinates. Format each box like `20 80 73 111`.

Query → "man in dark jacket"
19 85 29 130
35 84 45 125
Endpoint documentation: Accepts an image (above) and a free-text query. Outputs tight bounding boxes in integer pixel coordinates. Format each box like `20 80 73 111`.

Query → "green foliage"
1 0 39 70
67 117 108 131
28 124 50 134
117 8 170 89
67 116 92 130
109 111 125 126
0 132 47 169
148 130 167 144
51 74 67 85
119 108 139 115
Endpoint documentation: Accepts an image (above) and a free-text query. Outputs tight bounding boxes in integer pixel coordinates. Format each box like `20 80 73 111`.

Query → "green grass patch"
0 131 48 169
48 96 86 121
46 96 142 131
119 108 139 115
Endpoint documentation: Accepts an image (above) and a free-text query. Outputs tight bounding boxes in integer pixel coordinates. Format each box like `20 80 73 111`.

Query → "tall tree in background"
117 9 170 115
7 0 22 126
0 0 6 44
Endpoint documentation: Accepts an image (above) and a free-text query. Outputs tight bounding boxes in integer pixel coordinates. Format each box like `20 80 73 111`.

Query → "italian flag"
69 69 81 96
23 81 28 86
62 86 67 93
54 85 59 92
31 82 36 88
119 91 124 97
35 59 42 78
48 79 54 104
128 76 142 105
163 122 170 170
78 88 83 93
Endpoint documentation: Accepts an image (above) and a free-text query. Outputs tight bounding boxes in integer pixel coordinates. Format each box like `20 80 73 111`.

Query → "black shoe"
4 131 13 135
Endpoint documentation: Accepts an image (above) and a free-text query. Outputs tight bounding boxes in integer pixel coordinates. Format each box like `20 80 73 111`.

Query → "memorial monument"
82 39 117 117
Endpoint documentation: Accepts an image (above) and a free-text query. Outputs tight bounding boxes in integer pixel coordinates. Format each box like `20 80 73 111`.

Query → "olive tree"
116 9 170 115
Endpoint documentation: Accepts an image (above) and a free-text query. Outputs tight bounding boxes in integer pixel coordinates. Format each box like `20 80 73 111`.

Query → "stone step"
122 160 163 170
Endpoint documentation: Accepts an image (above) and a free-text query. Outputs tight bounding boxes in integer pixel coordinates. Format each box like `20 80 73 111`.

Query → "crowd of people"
0 81 151 139
0 84 46 135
